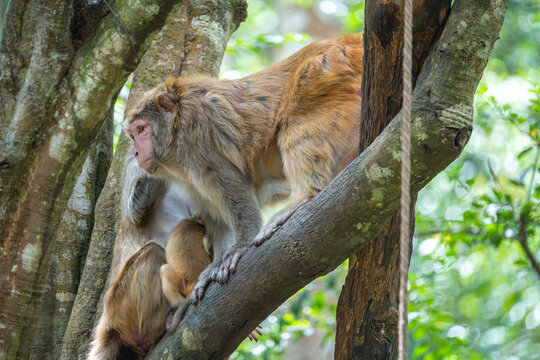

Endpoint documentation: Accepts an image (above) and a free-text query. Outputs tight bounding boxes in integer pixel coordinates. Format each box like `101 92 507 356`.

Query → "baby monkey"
160 217 263 340
160 216 211 332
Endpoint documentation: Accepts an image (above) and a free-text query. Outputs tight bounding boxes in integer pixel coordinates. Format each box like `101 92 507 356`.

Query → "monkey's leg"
252 199 309 246
253 127 335 246
192 170 262 300
160 264 183 307
166 297 190 333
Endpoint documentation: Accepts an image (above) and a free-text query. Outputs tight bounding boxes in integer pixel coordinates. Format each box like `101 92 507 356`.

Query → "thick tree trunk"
335 1 451 359
147 0 507 358
0 0 184 357
60 1 247 359
30 108 113 360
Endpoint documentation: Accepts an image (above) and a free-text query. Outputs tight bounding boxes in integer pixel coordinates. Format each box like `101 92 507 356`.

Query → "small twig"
487 158 518 215
487 159 505 194
518 212 540 278
524 145 540 208
415 227 480 237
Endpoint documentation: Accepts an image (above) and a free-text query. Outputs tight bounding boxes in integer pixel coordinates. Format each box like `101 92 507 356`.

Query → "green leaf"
518 146 533 159
412 342 430 357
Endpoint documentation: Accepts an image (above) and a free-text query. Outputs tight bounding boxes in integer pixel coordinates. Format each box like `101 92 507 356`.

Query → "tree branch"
147 0 507 358
518 212 540 278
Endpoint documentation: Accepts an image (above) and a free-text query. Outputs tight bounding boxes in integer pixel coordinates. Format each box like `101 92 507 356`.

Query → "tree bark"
335 1 451 359
0 0 183 357
147 0 507 358
30 108 113 360
60 1 247 359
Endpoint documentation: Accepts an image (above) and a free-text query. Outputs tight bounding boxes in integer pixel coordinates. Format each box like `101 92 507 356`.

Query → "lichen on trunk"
60 1 247 358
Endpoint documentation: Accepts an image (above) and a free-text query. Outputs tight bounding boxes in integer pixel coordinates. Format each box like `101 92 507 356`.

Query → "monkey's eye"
137 125 145 134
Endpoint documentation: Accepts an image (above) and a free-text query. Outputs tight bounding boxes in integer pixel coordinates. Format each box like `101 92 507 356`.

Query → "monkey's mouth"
138 158 157 174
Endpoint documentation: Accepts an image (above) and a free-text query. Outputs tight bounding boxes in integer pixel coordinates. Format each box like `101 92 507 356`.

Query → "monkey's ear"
155 94 177 114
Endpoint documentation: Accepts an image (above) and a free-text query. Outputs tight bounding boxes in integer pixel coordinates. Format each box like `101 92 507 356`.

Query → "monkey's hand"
252 200 308 246
211 244 248 284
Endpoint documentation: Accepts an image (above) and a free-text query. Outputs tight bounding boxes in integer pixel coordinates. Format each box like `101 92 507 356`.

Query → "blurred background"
2 0 534 358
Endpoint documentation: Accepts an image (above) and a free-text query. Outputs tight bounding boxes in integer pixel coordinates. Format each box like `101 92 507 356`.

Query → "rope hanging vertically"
399 0 413 358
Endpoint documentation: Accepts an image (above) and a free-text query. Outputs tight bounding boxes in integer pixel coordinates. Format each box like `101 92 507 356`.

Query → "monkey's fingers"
191 277 211 305
228 249 244 274
215 247 247 283
252 201 307 247
214 265 230 284
252 225 278 247
210 262 225 282
209 260 226 282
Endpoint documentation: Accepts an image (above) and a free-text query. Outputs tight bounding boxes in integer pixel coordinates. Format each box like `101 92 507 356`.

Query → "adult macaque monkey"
89 157 193 359
89 241 168 359
124 34 362 302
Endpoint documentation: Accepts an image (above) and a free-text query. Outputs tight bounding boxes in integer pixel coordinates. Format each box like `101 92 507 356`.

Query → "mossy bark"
30 108 113 360
60 1 247 359
0 0 184 357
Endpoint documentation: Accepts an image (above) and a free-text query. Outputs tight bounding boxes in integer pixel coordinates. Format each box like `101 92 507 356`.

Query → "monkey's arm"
191 165 262 302
122 155 166 225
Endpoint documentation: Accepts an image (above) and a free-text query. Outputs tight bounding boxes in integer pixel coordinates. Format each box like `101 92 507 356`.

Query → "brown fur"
89 241 168 360
160 217 212 331
124 34 363 298
161 217 211 300
89 217 213 358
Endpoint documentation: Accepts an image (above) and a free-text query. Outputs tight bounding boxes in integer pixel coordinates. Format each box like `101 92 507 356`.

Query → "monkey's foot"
211 245 248 284
166 298 190 333
191 268 213 305
252 200 307 247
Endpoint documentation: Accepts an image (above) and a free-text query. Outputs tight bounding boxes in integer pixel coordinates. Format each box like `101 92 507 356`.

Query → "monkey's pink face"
127 119 156 173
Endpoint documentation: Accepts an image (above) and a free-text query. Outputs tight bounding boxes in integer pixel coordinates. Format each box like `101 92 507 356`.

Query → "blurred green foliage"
112 0 540 358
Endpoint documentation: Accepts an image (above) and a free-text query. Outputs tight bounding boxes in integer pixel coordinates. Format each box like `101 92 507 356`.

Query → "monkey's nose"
134 151 139 158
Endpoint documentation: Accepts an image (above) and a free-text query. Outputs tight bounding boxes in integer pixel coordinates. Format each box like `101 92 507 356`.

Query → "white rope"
399 0 413 358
